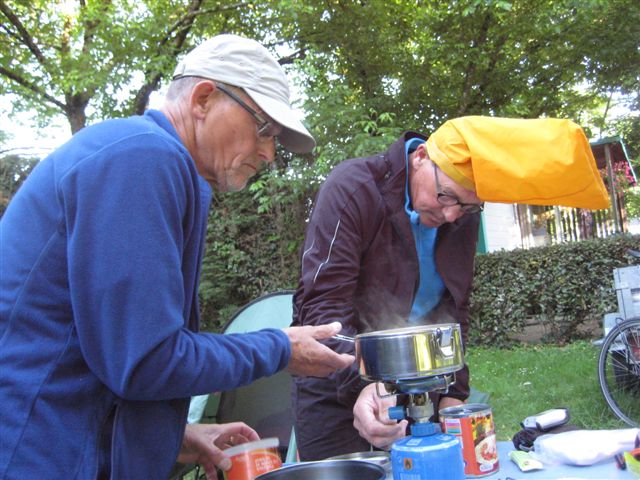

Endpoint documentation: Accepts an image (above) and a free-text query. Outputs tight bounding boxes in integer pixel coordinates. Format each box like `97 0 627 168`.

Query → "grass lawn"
466 341 630 441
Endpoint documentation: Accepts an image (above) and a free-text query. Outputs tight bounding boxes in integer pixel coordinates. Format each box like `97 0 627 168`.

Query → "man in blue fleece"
0 34 353 479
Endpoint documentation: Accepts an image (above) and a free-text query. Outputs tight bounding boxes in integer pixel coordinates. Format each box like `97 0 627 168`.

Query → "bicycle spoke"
598 319 640 427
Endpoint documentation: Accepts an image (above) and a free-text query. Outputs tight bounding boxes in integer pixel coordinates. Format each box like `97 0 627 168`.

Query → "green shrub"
468 234 640 347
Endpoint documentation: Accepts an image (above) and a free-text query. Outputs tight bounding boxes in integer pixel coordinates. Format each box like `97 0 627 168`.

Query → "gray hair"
165 77 237 103
165 76 202 102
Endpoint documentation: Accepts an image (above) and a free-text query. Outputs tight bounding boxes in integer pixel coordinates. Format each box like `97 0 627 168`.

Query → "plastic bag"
512 423 579 451
532 428 640 466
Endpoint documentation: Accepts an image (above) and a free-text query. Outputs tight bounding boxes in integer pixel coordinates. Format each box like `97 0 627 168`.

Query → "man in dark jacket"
291 116 610 461
291 131 481 460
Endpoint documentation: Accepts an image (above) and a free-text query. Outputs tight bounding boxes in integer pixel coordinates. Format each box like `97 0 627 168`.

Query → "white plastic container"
224 437 282 480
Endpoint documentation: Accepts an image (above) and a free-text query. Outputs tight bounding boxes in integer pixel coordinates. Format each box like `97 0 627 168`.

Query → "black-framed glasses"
432 163 484 214
215 83 281 138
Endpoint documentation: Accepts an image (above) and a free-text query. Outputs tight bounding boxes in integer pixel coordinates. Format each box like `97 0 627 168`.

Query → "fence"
521 187 628 246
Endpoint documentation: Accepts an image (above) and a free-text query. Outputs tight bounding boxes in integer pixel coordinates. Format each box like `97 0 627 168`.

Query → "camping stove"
383 372 457 424
373 372 464 479
352 324 467 479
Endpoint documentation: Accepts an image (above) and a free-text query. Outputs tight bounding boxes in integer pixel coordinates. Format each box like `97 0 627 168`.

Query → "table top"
490 441 635 480
379 441 634 479
288 441 636 480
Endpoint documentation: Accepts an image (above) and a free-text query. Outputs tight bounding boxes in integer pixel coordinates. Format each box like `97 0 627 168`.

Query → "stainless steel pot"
355 323 464 382
255 460 386 480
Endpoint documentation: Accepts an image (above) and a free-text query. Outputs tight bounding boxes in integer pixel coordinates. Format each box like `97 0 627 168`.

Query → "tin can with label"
439 403 499 477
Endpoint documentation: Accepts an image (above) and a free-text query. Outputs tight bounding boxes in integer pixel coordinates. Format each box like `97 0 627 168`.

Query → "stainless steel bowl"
355 323 464 382
326 451 391 473
255 460 386 480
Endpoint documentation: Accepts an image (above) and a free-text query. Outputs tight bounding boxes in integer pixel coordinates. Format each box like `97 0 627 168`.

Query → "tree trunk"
65 92 90 134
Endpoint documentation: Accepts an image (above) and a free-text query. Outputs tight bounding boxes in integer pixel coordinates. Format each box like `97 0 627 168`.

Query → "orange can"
439 403 499 477
223 438 282 480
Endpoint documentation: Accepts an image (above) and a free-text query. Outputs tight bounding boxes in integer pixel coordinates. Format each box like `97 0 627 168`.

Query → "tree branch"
0 0 49 66
278 48 307 66
0 146 53 156
0 65 66 110
78 0 114 100
132 0 219 114
457 12 492 116
160 1 250 47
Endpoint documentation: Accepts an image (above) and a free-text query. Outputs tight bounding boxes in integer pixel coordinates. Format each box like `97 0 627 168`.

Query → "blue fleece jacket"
0 110 290 479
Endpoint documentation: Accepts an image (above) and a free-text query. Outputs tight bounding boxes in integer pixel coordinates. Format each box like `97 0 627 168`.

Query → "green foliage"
197 162 309 331
3 0 639 137
285 0 640 139
0 154 38 216
0 0 273 131
469 234 640 347
612 115 640 220
625 187 640 220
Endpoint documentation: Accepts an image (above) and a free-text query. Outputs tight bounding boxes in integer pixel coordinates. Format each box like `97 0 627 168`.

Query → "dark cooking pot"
255 460 386 480
356 323 464 382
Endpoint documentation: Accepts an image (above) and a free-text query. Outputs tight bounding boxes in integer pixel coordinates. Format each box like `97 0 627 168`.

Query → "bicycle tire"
597 318 640 427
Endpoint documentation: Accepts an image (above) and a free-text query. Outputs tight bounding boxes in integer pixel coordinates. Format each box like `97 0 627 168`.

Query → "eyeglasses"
432 163 484 214
215 83 281 138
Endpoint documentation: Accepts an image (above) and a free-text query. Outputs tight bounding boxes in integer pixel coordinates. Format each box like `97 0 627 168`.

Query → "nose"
442 205 465 223
257 136 277 165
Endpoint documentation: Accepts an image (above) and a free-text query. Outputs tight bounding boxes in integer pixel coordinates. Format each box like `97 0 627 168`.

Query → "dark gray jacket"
291 132 480 460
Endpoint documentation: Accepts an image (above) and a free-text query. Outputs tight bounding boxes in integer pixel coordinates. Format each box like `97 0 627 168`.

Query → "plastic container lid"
224 437 279 457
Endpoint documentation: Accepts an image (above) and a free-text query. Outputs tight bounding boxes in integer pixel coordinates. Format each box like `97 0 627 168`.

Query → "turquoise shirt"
404 138 445 322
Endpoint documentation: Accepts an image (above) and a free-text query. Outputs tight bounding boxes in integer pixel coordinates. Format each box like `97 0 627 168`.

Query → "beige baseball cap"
173 34 315 154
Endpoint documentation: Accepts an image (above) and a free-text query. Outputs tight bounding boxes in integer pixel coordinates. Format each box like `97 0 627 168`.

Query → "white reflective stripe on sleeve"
301 239 315 262
300 239 315 273
312 219 341 284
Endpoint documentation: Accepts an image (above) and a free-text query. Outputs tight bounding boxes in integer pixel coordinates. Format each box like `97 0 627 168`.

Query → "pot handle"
436 328 455 358
332 334 355 343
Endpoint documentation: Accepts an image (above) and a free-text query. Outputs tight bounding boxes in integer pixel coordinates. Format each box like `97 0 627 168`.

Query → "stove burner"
383 373 456 423
388 373 455 395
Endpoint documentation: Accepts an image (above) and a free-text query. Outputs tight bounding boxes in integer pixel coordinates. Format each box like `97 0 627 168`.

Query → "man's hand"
178 422 259 479
283 322 355 377
353 382 408 450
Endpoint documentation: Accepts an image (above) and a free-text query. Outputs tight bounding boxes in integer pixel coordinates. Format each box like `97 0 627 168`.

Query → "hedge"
468 234 640 347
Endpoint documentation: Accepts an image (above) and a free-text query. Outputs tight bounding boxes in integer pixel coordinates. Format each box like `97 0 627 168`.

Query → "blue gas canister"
391 422 465 480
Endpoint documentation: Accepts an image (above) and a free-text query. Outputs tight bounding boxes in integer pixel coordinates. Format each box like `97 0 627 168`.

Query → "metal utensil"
332 333 355 343
255 460 386 480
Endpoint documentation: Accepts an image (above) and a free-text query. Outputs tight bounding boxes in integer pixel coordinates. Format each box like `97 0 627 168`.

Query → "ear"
190 80 216 118
411 143 429 169
415 143 429 161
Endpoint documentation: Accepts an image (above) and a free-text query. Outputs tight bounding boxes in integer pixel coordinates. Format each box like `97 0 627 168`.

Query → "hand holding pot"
284 322 355 377
353 382 408 450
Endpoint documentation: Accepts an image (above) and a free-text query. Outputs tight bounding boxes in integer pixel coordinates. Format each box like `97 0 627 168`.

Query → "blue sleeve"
61 133 290 400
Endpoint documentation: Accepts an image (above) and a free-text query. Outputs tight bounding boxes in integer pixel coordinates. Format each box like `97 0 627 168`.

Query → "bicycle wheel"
598 318 640 427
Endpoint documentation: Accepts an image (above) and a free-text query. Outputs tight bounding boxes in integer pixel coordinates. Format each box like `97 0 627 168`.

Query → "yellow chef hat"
425 116 610 210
